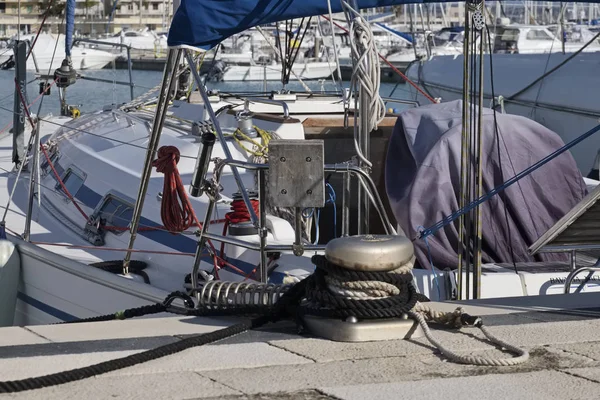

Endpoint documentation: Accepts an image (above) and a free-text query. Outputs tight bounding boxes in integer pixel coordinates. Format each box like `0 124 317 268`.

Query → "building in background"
0 0 172 36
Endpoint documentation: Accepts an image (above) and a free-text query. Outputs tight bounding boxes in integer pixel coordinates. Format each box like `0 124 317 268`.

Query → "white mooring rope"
322 257 529 366
342 2 386 134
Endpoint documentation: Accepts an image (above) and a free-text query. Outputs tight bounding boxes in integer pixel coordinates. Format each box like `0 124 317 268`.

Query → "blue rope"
418 226 441 299
326 183 337 238
314 209 321 245
418 122 600 240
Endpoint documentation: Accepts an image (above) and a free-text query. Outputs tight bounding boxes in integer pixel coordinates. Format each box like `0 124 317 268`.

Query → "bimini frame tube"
122 48 182 274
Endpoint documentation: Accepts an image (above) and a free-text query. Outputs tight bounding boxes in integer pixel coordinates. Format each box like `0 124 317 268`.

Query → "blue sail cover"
169 0 418 50
65 0 75 56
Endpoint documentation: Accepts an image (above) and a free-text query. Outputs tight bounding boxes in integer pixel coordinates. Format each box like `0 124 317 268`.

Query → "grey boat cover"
386 100 587 270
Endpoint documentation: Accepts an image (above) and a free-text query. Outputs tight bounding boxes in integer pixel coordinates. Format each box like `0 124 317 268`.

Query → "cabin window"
125 31 137 37
152 3 158 10
57 169 84 198
493 28 520 53
97 195 134 234
526 29 554 41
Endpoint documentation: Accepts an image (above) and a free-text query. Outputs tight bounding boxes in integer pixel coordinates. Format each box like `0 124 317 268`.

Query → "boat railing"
563 263 600 294
243 98 290 118
72 38 135 101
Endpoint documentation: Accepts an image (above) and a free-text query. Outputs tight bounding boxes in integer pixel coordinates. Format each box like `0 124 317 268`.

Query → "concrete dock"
2 293 600 399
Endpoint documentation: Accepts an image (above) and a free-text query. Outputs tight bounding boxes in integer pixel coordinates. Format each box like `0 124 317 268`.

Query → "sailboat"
1 0 599 330
0 33 117 71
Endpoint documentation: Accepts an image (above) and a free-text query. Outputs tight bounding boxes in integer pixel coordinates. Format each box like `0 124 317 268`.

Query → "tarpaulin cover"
386 100 587 270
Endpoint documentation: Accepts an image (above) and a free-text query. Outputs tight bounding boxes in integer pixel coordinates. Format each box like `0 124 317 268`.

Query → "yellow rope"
232 126 273 157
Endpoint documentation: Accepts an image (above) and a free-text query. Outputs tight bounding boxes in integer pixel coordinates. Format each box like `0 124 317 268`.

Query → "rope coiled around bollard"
302 255 419 319
305 255 529 367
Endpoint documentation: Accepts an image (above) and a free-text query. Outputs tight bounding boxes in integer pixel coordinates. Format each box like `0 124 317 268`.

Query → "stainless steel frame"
563 263 600 294
187 157 396 287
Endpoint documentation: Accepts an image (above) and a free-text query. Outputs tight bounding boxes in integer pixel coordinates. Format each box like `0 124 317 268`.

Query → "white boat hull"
405 52 600 174
0 33 117 71
13 237 167 325
221 62 337 81
22 49 116 71
12 233 600 325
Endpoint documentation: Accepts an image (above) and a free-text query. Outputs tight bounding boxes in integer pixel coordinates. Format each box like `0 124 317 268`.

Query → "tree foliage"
38 0 66 17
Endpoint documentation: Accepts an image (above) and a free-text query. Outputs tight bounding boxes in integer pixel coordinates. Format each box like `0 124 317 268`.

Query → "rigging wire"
316 16 340 93
529 27 557 120
321 13 437 104
485 26 532 274
1 13 64 228
497 29 600 108
326 0 344 90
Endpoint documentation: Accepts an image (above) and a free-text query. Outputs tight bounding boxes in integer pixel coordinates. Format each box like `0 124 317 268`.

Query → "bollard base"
301 314 423 342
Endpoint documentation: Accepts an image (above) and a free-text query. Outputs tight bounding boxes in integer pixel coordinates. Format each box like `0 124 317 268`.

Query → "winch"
236 110 256 138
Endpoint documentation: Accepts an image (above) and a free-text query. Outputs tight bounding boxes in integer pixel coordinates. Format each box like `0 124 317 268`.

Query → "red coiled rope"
226 199 260 225
220 198 260 265
152 146 202 233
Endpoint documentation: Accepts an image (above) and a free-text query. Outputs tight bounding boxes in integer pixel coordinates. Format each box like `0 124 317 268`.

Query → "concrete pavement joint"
550 345 600 364
557 368 600 384
22 326 52 342
266 342 319 363
314 388 345 400
196 372 245 395
189 390 340 399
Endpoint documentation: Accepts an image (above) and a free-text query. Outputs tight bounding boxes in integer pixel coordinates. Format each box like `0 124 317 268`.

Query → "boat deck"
3 293 600 399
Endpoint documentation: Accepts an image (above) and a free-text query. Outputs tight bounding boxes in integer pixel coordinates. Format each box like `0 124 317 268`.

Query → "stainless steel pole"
258 169 268 283
123 48 182 274
126 46 134 100
23 123 39 242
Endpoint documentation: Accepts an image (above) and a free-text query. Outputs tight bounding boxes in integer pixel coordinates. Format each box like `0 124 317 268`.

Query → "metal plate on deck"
268 140 325 208
302 315 423 342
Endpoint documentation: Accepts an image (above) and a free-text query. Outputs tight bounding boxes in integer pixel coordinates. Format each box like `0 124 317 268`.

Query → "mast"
11 41 25 168
458 0 486 300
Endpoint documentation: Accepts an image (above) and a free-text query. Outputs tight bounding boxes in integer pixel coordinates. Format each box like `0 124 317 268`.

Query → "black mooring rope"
0 258 425 393
301 255 420 319
0 283 308 393
0 318 264 393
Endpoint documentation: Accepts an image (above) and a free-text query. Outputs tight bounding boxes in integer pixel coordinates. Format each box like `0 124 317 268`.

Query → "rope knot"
152 145 180 174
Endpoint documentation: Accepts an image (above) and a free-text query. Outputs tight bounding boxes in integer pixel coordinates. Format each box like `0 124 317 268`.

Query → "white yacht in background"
218 57 338 81
0 33 117 71
405 23 600 175
95 28 168 52
492 24 600 54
